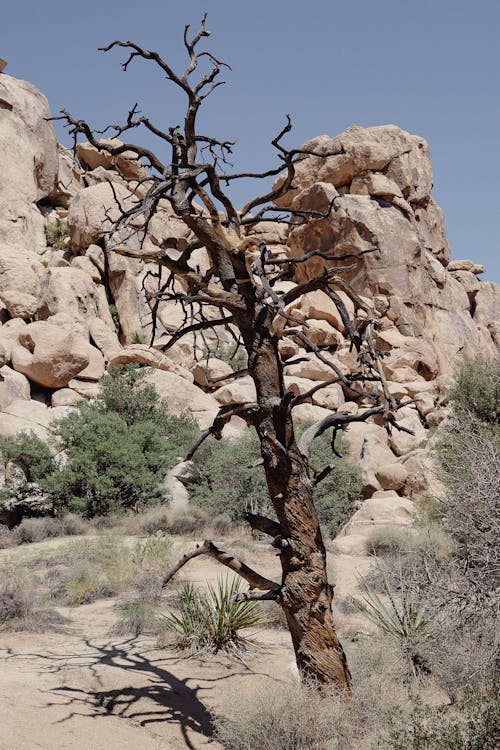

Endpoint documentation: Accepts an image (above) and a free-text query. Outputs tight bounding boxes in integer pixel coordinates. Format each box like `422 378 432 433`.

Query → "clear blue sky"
3 0 499 281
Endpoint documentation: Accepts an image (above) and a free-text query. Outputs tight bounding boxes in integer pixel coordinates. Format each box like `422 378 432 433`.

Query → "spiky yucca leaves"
163 575 263 654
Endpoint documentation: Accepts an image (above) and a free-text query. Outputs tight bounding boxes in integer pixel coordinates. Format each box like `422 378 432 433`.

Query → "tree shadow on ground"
1 638 273 749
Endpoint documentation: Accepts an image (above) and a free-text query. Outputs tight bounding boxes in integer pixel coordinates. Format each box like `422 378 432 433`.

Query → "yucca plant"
353 572 428 676
163 575 263 654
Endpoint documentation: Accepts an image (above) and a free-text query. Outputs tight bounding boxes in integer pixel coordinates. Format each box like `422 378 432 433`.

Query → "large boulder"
144 369 221 429
10 320 89 388
0 74 58 202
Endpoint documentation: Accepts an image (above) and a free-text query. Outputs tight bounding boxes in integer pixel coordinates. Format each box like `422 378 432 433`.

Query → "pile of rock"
0 72 498 550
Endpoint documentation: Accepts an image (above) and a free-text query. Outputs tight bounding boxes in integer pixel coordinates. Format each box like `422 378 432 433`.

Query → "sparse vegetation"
44 218 68 248
163 576 263 654
381 699 500 750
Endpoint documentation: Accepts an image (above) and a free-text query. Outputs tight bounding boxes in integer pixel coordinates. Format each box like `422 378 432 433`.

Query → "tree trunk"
247 320 352 692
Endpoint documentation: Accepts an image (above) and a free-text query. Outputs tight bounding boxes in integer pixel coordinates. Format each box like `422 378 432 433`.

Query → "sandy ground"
0 537 372 750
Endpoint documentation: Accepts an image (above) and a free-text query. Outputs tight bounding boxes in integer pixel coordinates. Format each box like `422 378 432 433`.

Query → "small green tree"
1 433 55 483
46 367 198 517
2 367 198 519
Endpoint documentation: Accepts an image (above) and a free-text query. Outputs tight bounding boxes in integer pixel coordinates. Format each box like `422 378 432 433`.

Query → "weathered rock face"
0 74 58 203
275 125 498 371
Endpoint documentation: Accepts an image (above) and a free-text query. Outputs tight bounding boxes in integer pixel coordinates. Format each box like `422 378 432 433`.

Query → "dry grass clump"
114 531 174 636
46 535 133 606
7 513 91 546
214 638 410 750
0 565 66 631
0 569 36 626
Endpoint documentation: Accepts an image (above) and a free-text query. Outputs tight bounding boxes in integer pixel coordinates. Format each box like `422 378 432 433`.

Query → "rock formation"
0 72 498 548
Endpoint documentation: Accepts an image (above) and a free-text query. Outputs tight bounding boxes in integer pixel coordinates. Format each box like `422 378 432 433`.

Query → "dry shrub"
47 535 133 606
12 516 62 544
168 506 209 536
114 531 173 636
0 525 15 549
59 513 89 536
214 681 341 750
133 506 171 535
214 637 409 750
0 569 36 625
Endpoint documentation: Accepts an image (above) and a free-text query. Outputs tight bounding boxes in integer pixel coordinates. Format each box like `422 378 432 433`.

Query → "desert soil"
0 537 371 749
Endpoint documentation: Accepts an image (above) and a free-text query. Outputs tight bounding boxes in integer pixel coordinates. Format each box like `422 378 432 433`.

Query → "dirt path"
0 540 295 749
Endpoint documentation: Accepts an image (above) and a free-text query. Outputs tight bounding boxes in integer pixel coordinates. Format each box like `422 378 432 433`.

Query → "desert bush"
214 680 341 750
0 569 36 626
45 218 68 248
168 506 209 536
1 367 198 520
191 428 361 534
130 506 172 535
353 572 428 676
47 535 132 605
0 525 14 549
46 366 198 517
381 698 500 750
12 516 62 544
132 530 173 575
59 513 90 536
114 598 162 637
1 432 55 483
163 576 263 654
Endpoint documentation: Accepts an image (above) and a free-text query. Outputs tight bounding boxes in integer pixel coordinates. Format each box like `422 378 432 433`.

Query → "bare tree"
58 15 410 691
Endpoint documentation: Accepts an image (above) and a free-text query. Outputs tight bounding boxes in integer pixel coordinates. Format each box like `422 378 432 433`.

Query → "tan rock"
389 406 427 456
51 388 81 407
292 403 333 424
36 266 101 326
0 74 57 202
375 463 408 491
144 369 220 429
213 376 256 405
447 259 474 272
350 172 403 198
341 491 417 535
89 318 121 360
67 379 101 399
0 365 30 410
0 399 52 440
75 342 106 381
71 255 102 282
76 138 148 180
0 289 38 319
11 320 89 388
191 359 234 388
108 345 190 376
67 182 134 251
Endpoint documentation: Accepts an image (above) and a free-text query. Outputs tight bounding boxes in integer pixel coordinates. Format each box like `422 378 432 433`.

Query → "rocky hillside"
0 71 498 540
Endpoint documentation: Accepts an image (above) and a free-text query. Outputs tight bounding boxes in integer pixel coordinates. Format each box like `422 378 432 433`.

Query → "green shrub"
448 356 500 427
45 366 198 517
381 699 500 750
309 431 362 536
190 428 361 534
45 218 68 248
190 431 271 520
1 432 55 483
163 576 263 654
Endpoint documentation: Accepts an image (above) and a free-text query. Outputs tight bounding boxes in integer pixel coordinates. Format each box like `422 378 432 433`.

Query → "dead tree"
58 15 410 691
